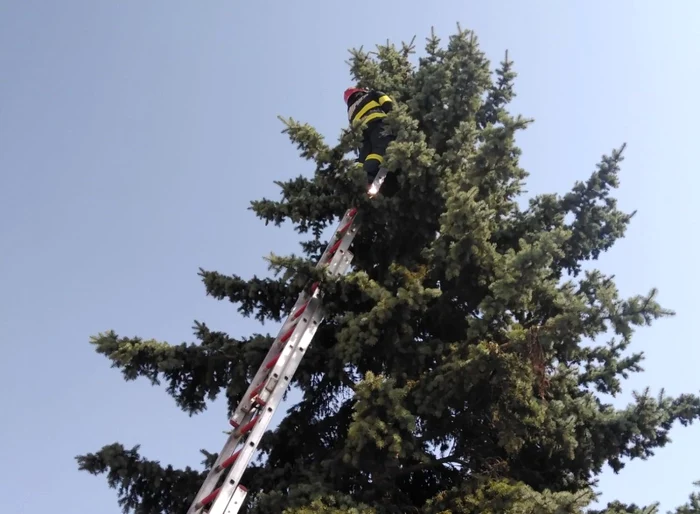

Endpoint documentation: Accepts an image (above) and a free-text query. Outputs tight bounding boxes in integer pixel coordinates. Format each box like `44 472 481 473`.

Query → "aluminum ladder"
185 170 388 514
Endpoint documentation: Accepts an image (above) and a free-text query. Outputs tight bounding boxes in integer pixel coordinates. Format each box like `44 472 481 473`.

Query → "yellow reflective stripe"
351 112 387 127
378 95 392 105
362 112 387 124
353 100 381 121
366 153 384 162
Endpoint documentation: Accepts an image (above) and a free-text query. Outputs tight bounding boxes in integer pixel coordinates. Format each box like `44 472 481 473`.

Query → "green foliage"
89 323 273 416
76 443 208 514
78 23 699 514
424 479 595 514
282 496 376 514
671 482 700 514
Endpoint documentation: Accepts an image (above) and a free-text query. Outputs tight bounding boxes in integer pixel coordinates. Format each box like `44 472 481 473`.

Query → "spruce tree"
77 25 700 514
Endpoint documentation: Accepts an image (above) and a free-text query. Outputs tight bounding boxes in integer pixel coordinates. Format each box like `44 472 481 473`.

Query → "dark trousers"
358 120 394 183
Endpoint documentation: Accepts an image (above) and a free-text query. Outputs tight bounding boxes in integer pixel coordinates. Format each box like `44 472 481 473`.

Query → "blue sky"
1 1 699 512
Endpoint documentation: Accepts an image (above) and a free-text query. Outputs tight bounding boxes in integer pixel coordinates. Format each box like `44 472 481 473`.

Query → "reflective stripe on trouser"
363 154 383 182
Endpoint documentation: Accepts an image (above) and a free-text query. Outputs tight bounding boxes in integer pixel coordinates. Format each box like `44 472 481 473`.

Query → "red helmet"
344 87 366 104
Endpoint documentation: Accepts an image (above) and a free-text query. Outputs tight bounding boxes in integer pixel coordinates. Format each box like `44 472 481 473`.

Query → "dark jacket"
346 89 393 127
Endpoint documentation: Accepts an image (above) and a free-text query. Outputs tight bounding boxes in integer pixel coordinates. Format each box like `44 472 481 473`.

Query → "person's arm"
375 90 393 113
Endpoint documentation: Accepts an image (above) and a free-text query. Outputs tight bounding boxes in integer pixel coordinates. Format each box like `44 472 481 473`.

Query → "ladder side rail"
227 486 248 513
190 214 359 512
227 287 316 423
229 294 323 428
315 207 358 267
254 220 359 408
186 432 244 513
209 297 327 514
187 286 318 513
214 169 381 441
189 289 328 513
229 206 360 427
185 168 388 514
216 247 354 514
209 243 355 513
227 205 359 428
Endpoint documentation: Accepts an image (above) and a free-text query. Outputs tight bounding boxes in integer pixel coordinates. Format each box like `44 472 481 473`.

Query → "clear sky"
1 1 699 512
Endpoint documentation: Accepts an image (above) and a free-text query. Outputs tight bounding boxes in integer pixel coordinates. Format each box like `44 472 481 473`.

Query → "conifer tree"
77 25 700 514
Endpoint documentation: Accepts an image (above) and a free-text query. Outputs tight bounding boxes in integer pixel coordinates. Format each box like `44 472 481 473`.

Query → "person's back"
345 88 393 127
343 87 396 190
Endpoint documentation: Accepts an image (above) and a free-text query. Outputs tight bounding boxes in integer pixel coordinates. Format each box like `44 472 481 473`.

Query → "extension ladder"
186 170 388 514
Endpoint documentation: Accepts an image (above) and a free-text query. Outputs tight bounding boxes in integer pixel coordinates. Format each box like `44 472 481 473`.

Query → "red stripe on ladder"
337 220 352 236
237 415 260 436
217 449 242 471
196 487 221 508
249 380 266 400
280 325 296 343
293 301 308 319
327 238 342 256
264 353 280 370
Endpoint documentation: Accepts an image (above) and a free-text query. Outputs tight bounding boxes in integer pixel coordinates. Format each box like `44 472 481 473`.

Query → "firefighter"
344 87 396 190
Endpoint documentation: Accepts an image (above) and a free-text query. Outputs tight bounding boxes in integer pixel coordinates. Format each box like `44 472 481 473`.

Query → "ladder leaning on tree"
185 170 389 514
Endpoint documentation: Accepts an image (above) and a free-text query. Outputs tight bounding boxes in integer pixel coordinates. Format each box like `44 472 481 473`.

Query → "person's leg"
363 122 392 184
358 135 371 166
363 159 381 184
366 122 398 194
357 128 377 185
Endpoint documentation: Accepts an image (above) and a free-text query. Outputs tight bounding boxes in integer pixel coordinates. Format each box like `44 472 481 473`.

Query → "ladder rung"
316 208 358 266
249 380 266 400
202 485 248 513
216 449 242 472
337 220 352 235
196 486 221 509
326 248 354 276
233 414 260 436
327 238 342 256
186 428 247 512
279 324 296 343
265 307 321 383
264 353 281 370
292 301 309 319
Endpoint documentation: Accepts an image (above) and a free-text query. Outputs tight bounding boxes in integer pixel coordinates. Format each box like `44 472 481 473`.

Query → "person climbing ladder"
344 87 397 194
